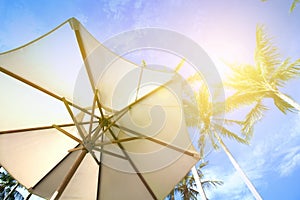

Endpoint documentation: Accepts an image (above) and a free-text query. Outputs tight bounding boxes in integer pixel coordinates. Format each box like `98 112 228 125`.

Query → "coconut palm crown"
226 25 300 137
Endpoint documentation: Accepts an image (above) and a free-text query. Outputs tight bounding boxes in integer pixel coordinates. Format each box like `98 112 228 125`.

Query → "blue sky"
1 0 300 199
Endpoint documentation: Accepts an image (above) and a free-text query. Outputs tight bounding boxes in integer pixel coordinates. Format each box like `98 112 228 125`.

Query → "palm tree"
226 25 300 136
183 78 263 200
0 167 24 200
165 161 223 200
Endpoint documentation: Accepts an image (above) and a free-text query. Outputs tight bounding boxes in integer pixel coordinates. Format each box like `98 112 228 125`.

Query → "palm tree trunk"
216 134 262 200
191 166 208 200
276 91 300 111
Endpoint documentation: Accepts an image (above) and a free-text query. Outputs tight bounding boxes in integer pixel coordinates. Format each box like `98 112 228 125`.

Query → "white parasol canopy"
0 18 200 200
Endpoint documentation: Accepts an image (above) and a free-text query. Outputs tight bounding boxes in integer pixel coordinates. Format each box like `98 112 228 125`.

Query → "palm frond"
271 58 300 87
208 130 220 150
226 64 264 86
213 124 249 145
197 84 212 115
225 91 265 112
290 0 300 12
255 25 281 77
198 133 207 158
272 92 297 114
215 118 244 126
183 99 201 127
212 101 226 116
242 100 268 138
201 179 224 189
186 73 201 84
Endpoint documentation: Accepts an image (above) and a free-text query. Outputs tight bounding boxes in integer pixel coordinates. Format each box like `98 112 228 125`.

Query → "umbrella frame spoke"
107 127 157 199
94 136 143 146
0 121 98 135
112 78 174 119
68 146 85 152
114 124 200 159
0 66 100 120
50 149 88 200
134 61 145 102
93 147 128 160
92 108 129 142
63 98 87 140
87 89 98 140
53 124 83 144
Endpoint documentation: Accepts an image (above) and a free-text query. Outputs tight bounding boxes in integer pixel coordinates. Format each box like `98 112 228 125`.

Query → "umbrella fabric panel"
74 20 141 111
99 130 198 199
60 154 99 200
0 20 85 105
96 63 174 112
0 17 202 200
99 165 154 200
116 77 195 152
0 72 73 131
141 151 199 199
114 129 198 173
74 19 175 112
0 127 78 188
31 149 82 199
97 60 140 111
99 75 199 199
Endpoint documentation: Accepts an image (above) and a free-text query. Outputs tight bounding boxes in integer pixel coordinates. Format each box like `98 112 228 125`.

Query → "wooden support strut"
50 149 87 200
0 66 100 120
62 98 86 140
53 124 82 144
107 128 158 200
115 124 200 159
0 121 98 135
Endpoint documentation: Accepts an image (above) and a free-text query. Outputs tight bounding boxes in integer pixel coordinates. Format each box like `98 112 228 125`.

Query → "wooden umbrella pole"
50 149 87 200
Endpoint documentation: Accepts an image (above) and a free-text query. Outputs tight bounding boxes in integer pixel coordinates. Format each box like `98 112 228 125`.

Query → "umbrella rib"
114 124 200 159
96 157 102 200
53 124 83 144
0 66 100 119
63 98 86 140
87 90 98 140
73 26 96 92
112 78 174 119
93 147 127 160
96 133 104 200
30 144 81 191
66 146 101 165
135 61 145 101
50 149 88 200
95 89 105 119
0 121 98 135
68 146 85 152
107 128 157 200
94 136 143 146
92 107 129 142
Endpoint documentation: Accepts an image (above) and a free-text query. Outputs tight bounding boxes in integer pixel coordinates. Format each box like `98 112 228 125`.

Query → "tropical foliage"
0 169 24 200
166 161 223 200
226 25 300 137
183 74 264 199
